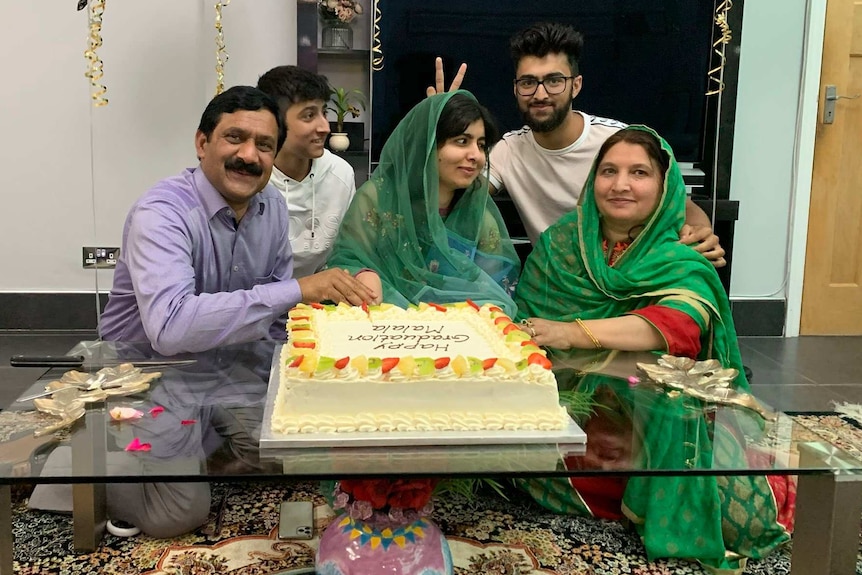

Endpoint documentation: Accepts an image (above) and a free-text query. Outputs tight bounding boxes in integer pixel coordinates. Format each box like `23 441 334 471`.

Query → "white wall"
1 1 816 309
0 0 295 292
728 0 809 299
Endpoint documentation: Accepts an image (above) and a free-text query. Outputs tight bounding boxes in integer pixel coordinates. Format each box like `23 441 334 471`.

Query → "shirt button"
233 266 239 272
226 210 233 216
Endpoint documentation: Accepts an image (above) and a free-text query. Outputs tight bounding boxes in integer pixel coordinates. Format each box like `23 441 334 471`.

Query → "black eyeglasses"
513 75 576 96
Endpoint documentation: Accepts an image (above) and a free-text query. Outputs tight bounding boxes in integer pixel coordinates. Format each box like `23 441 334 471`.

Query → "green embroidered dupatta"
518 373 790 572
514 125 747 389
327 91 520 316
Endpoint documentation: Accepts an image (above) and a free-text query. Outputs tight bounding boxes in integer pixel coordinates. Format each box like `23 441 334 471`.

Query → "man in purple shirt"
32 87 376 540
99 86 374 355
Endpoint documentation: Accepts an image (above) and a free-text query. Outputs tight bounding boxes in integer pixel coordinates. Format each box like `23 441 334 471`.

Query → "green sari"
519 373 792 572
327 91 520 316
514 125 747 389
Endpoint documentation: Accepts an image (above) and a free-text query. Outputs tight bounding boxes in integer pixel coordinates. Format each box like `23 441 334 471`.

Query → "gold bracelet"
575 318 603 349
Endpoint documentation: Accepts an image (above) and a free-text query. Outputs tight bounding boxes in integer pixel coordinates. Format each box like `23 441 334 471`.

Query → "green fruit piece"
467 357 483 373
316 356 336 373
415 357 435 376
368 357 382 370
515 359 528 371
505 330 530 342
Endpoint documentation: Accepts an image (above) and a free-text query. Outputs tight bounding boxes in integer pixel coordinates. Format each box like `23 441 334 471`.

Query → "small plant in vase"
327 86 366 152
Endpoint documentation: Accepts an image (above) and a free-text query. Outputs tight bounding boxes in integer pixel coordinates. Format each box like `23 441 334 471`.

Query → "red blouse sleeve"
628 305 702 358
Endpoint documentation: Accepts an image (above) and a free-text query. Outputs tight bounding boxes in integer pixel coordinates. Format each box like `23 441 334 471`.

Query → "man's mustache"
224 158 263 176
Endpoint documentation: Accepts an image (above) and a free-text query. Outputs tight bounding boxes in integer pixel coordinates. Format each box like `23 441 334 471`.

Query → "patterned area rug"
8 411 862 575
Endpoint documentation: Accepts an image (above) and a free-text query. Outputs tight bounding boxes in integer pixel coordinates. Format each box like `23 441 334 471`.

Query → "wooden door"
800 0 862 334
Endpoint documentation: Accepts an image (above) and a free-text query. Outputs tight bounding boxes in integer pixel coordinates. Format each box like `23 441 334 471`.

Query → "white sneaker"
106 519 141 537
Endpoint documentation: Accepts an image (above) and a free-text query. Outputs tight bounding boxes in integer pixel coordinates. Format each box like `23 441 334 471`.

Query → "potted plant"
327 86 366 152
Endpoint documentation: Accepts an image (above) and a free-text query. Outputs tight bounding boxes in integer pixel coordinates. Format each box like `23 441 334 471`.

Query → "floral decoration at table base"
316 479 453 574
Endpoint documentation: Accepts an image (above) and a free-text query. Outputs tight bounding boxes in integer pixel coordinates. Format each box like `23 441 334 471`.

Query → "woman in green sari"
515 128 795 570
327 91 521 316
515 126 747 389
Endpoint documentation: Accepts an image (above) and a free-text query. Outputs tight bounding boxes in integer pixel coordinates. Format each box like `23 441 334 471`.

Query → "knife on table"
9 355 197 369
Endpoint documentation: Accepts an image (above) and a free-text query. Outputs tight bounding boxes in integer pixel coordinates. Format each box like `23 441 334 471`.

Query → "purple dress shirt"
99 167 302 355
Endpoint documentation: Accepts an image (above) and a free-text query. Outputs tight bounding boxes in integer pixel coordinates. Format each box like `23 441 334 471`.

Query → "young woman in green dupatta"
327 91 521 315
519 373 793 573
514 126 748 389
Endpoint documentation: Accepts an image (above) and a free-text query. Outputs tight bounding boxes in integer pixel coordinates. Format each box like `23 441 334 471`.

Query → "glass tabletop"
1 341 859 483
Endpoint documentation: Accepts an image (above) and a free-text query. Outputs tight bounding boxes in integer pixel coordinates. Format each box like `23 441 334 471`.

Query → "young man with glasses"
429 22 725 265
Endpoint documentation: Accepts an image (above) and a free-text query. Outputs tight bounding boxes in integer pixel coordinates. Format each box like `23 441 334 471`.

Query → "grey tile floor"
1 333 860 412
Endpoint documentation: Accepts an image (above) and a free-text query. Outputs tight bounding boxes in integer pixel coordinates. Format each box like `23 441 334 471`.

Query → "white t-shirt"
269 150 356 278
488 111 627 244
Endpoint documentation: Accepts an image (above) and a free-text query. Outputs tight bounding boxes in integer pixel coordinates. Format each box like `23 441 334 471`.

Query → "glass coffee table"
1 341 860 575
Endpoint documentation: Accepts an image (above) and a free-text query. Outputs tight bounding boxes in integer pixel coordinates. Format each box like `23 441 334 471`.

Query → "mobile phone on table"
278 500 314 539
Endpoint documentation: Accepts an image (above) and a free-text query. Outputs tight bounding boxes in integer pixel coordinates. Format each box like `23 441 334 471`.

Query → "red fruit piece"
361 301 369 314
502 323 518 335
494 316 510 326
488 306 503 313
293 341 316 349
381 357 400 373
310 303 324 309
434 357 450 369
428 302 447 312
334 356 350 370
527 353 552 369
466 299 480 311
288 355 304 368
482 358 497 370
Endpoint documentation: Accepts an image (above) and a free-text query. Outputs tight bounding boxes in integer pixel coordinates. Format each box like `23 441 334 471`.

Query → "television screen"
371 0 717 164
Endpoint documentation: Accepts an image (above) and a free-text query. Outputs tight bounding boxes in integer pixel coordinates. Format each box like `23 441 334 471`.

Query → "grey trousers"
28 447 210 539
28 404 266 538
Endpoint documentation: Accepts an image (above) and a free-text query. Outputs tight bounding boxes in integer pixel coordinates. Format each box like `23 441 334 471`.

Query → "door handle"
824 84 861 124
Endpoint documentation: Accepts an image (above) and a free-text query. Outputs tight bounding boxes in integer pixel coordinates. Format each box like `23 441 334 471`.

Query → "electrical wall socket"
82 247 120 269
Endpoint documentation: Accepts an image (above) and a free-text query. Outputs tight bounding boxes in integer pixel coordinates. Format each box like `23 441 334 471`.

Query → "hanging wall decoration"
371 0 384 71
214 0 232 95
83 0 109 107
706 0 733 95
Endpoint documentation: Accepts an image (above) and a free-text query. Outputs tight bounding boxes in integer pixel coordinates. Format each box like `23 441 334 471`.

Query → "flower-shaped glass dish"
31 364 161 437
637 355 777 421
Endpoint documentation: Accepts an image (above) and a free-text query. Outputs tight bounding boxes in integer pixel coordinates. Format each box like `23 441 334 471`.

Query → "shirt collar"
272 157 316 184
193 165 264 220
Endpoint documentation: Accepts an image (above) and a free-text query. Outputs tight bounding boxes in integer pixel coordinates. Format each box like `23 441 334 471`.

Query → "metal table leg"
791 446 862 574
72 483 106 552
71 405 107 553
0 485 12 575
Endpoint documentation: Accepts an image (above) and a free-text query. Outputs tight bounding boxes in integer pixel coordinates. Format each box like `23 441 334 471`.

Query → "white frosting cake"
271 301 569 434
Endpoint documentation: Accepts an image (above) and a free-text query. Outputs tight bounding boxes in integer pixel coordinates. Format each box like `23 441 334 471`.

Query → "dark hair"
435 93 500 150
197 85 286 152
596 128 670 182
509 22 584 77
256 65 333 122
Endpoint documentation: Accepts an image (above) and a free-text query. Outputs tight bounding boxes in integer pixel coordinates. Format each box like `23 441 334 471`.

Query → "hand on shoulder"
679 224 726 268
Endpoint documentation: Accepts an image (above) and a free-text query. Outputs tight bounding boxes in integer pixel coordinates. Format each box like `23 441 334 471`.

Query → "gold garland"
214 0 232 95
371 0 384 71
83 0 108 107
706 0 733 96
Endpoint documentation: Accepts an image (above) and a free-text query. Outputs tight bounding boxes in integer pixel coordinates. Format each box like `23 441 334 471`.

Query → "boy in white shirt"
257 66 357 278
